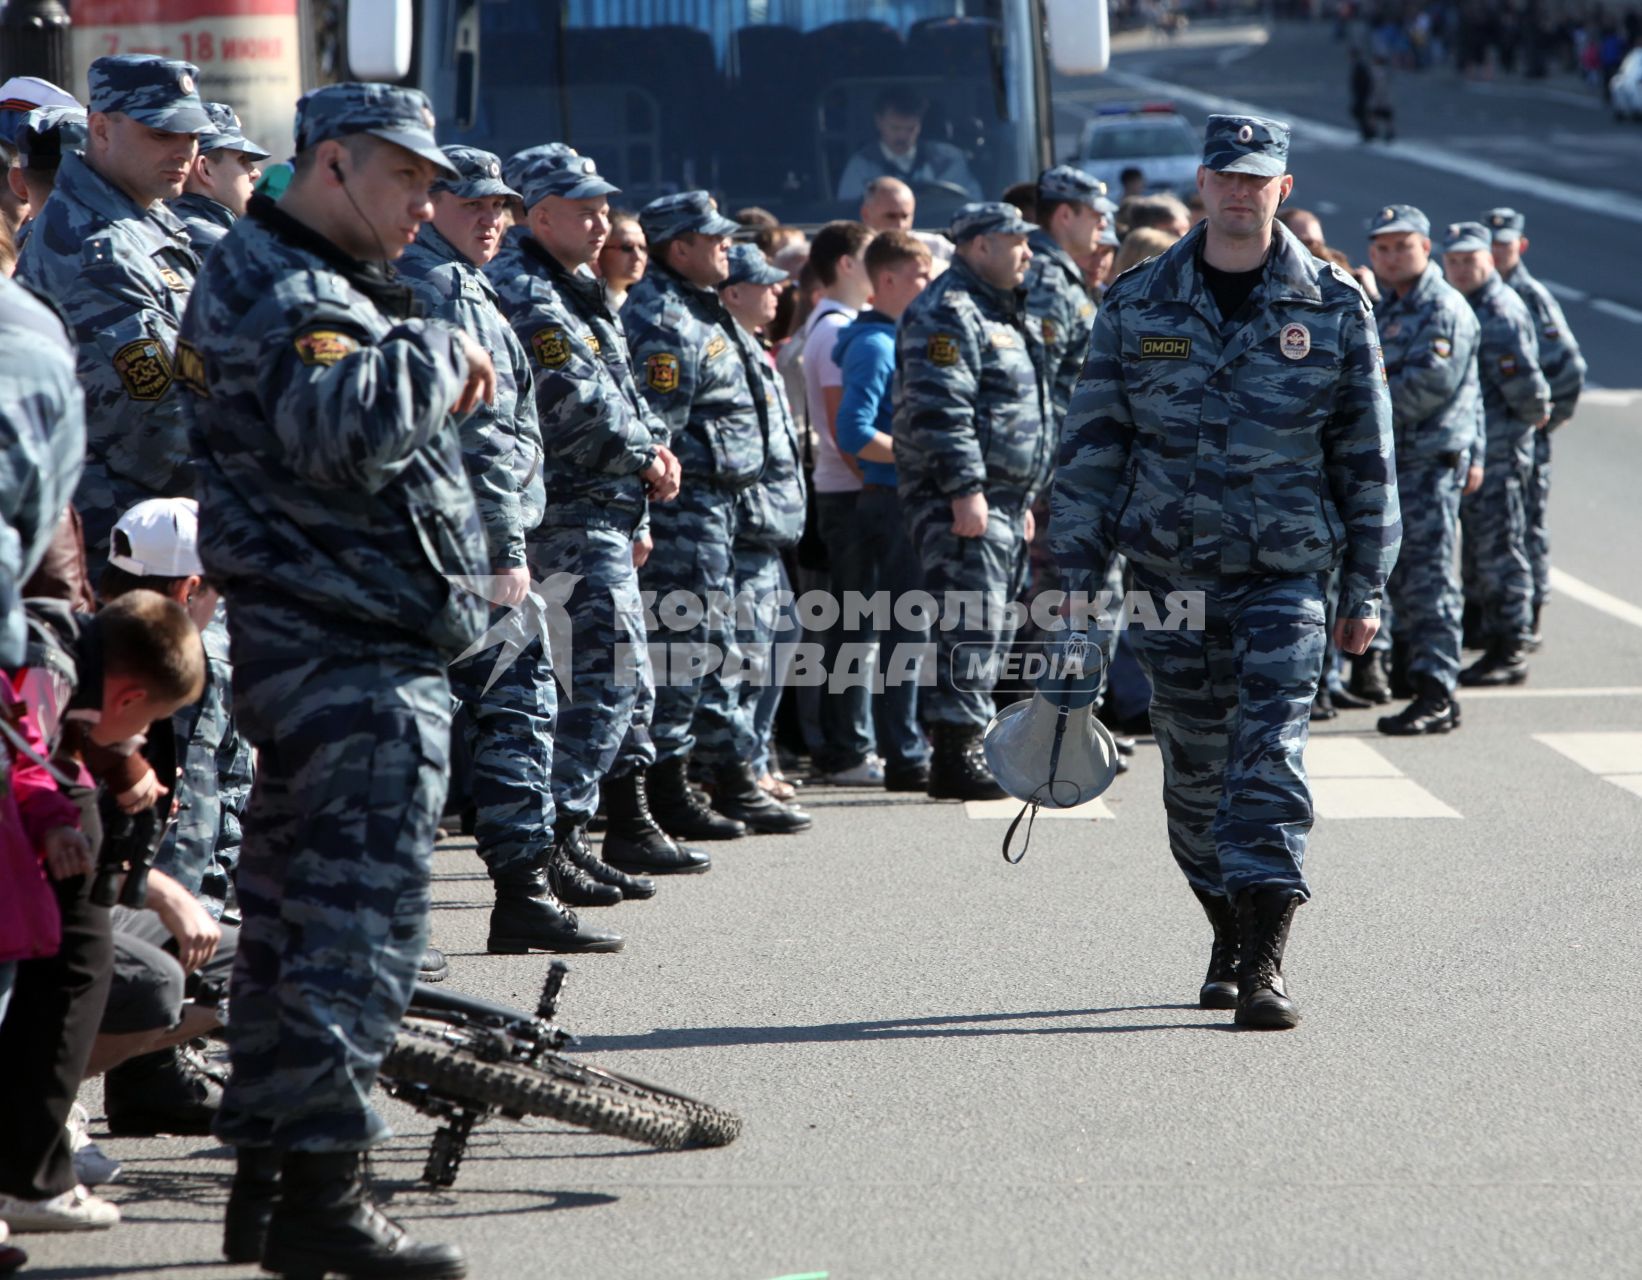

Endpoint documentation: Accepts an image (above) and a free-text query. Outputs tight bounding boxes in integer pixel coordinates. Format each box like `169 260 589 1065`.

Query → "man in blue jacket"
834 229 935 792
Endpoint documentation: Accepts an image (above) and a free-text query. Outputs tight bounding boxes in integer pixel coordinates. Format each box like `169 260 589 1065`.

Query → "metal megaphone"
981 632 1121 863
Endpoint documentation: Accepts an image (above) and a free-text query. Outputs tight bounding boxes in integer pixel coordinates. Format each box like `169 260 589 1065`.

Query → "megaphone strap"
1001 797 1040 864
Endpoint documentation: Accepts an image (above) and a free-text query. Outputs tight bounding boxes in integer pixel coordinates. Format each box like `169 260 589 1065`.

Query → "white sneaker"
0 1185 120 1232
65 1102 121 1187
824 754 886 786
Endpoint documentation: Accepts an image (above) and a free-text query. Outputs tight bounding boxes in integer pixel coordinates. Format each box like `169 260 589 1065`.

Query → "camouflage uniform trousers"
1526 428 1553 611
1460 449 1534 644
215 653 450 1152
446 616 555 876
638 487 738 765
1386 458 1465 694
528 524 654 822
1127 565 1327 901
904 497 1028 729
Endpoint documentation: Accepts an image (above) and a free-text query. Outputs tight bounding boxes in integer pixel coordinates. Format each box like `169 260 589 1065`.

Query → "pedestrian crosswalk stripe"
1535 733 1642 799
1306 737 1461 818
1303 737 1401 778
963 798 1114 820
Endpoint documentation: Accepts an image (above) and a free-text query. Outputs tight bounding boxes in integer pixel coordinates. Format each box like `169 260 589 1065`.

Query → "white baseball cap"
109 497 204 577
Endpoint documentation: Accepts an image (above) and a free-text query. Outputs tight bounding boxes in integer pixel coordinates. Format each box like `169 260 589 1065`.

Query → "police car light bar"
1094 101 1177 116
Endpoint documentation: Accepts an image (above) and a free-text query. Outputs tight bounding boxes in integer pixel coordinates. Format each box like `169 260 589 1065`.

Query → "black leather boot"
645 755 745 843
487 858 623 954
927 724 1006 801
261 1151 467 1279
559 822 656 898
105 1044 222 1136
602 769 715 872
545 821 622 906
1309 686 1337 721
1190 886 1239 1010
1349 650 1392 705
710 762 813 834
1458 639 1529 687
1525 603 1544 653
1233 888 1303 1030
1377 675 1461 736
223 1146 281 1264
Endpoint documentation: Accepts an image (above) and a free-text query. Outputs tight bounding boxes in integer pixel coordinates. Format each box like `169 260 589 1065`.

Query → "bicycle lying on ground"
377 962 742 1187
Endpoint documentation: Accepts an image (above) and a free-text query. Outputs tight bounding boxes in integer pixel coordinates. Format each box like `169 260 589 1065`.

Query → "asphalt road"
23 21 1642 1280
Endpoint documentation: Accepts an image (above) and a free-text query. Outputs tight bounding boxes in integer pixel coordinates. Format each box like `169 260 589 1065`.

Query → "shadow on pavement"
574 1004 1224 1051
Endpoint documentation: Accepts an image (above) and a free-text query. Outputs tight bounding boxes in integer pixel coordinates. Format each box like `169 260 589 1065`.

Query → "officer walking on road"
489 150 720 904
1366 205 1481 736
398 146 627 955
15 55 212 576
1025 165 1113 418
624 191 806 838
1481 207 1586 649
1443 221 1550 689
179 82 495 1278
896 202 1053 802
169 102 270 255
1050 115 1400 1030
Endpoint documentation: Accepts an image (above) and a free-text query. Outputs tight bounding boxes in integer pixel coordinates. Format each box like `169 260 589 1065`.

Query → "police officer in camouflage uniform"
1365 205 1481 737
1482 207 1586 649
699 243 814 829
895 202 1053 801
9 106 88 250
15 55 213 578
178 82 493 1278
169 102 270 255
489 150 718 910
624 191 789 838
1443 221 1551 690
398 146 629 956
1026 166 1113 418
1050 115 1400 1030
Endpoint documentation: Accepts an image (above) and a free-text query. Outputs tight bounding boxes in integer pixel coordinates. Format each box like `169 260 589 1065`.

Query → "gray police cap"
1442 221 1493 254
199 101 270 160
1202 113 1290 178
503 143 577 197
947 201 1037 243
88 55 212 134
1037 164 1115 215
432 145 519 200
17 106 88 171
1367 203 1430 238
293 82 457 178
721 242 789 288
1482 207 1526 242
517 152 620 210
0 75 79 146
639 190 738 245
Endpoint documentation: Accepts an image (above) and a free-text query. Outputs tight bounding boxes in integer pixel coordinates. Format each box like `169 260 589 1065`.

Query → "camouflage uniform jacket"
623 261 768 496
1501 259 1585 428
1467 272 1551 467
486 227 660 534
400 223 545 567
1025 228 1098 423
177 195 487 662
169 192 235 256
16 151 200 498
735 343 806 551
0 276 86 666
1374 261 1482 462
892 253 1054 508
1050 220 1400 622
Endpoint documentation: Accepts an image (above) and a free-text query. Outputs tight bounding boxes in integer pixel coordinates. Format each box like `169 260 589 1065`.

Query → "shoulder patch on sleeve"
174 340 209 397
927 333 960 367
532 327 572 369
112 338 173 401
646 352 680 392
293 329 360 367
1431 336 1453 359
1499 352 1519 376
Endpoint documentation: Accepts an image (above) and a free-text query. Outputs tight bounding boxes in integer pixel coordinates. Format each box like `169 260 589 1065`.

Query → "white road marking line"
1104 68 1642 226
1541 280 1589 303
1304 737 1403 778
1548 567 1642 631
1577 388 1642 406
1459 684 1642 699
963 798 1113 820
1607 775 1642 799
1311 778 1463 819
1590 298 1642 324
1533 732 1642 775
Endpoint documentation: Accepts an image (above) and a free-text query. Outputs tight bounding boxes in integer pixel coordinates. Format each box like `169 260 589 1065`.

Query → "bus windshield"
425 0 1043 227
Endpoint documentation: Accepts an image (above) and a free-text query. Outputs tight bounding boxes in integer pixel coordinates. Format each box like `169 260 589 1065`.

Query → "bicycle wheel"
382 1031 692 1150
539 1054 742 1148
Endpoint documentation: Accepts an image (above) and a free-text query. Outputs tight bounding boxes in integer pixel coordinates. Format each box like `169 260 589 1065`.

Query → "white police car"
1074 103 1198 197
1611 48 1642 122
